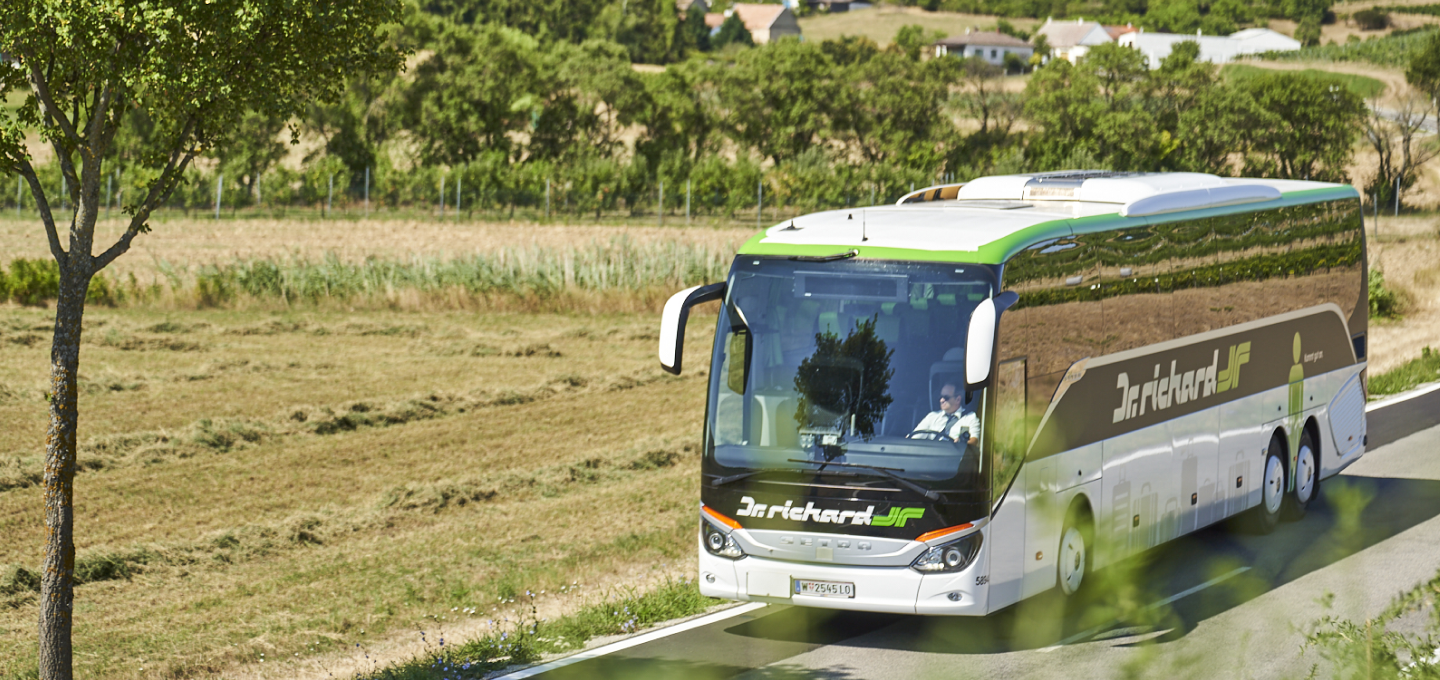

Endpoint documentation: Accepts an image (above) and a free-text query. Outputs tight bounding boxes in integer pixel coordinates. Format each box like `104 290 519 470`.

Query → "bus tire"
1057 512 1091 597
1283 427 1320 522
1249 433 1285 535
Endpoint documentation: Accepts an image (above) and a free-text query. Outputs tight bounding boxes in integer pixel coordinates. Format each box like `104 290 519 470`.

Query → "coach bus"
657 171 1368 615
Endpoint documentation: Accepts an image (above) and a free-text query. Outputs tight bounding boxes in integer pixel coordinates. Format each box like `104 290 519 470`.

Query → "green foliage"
1295 15 1322 46
1369 346 1440 395
1385 3 1440 15
1260 26 1439 66
1222 64 1385 99
892 24 945 61
713 13 756 50
1303 568 1440 678
362 578 719 678
1369 269 1405 319
1354 8 1391 30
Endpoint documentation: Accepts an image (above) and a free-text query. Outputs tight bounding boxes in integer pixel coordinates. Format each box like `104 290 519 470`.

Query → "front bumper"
698 540 989 615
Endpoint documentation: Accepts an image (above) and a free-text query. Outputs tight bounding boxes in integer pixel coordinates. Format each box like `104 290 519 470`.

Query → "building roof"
736 172 1354 264
1118 29 1301 68
705 12 724 28
1104 24 1137 40
1035 19 1113 48
935 31 1032 49
731 3 788 31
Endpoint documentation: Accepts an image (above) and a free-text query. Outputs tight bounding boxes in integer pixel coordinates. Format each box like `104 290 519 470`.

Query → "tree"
891 24 945 61
0 2 405 677
718 39 841 163
403 22 550 165
679 5 713 54
712 13 755 50
1406 32 1440 111
1238 71 1364 181
1361 94 1438 210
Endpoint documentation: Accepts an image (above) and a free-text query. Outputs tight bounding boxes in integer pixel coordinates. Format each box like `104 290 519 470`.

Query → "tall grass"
0 238 732 310
191 239 729 305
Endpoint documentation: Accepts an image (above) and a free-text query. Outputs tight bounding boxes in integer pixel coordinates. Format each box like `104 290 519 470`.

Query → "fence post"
1395 175 1401 216
658 180 664 227
870 184 875 206
545 178 551 219
214 173 223 220
365 166 371 216
327 173 334 218
456 173 462 220
757 178 763 228
685 179 691 224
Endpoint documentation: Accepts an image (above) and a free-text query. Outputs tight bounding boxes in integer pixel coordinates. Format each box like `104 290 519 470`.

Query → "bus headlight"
701 521 746 559
910 531 982 573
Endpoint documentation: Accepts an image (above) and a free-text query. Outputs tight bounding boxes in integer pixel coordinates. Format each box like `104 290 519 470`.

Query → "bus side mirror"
965 291 1018 390
659 282 726 375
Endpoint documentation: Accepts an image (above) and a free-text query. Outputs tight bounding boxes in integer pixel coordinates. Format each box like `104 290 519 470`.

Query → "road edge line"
1367 381 1440 412
495 602 769 678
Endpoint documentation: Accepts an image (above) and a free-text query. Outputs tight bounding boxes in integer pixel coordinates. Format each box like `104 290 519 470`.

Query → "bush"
1354 8 1391 30
1369 269 1405 319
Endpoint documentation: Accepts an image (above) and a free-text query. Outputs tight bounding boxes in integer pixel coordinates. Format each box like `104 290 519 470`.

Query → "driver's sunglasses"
939 394 957 402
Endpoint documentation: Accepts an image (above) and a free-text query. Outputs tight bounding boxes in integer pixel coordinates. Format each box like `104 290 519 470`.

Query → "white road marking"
1038 566 1251 652
495 602 769 679
1367 381 1440 412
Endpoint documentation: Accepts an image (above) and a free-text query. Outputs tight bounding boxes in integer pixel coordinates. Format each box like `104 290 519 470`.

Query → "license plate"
794 579 854 598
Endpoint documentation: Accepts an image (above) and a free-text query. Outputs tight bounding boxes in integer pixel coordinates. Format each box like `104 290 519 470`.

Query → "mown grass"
1370 345 1440 396
0 305 719 678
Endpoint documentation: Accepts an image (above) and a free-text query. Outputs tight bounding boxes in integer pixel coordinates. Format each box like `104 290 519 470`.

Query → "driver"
913 383 980 445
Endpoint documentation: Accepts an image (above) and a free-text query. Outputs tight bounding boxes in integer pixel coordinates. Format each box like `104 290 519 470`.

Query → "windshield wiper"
788 249 858 263
788 459 942 501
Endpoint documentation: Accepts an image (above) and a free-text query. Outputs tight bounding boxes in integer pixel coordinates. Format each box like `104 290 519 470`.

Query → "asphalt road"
528 386 1440 680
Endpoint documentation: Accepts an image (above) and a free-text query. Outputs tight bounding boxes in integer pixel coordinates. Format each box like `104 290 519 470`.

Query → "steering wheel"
905 429 953 442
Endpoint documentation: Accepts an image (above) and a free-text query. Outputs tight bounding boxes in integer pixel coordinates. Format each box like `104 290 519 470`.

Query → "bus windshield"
706 257 997 491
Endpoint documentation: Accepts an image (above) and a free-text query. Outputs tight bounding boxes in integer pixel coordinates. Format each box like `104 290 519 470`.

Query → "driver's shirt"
915 410 981 443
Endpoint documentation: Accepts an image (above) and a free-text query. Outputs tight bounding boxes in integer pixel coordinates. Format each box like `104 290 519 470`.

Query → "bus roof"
738 172 1358 266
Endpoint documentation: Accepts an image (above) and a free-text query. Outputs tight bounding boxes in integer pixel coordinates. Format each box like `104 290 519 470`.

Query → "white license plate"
794 579 854 598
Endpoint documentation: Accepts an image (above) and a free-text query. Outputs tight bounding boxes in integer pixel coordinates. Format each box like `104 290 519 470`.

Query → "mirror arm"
659 282 726 375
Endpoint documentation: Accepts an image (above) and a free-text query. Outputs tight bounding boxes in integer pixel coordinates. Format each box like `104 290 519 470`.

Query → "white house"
1034 18 1113 62
933 30 1034 66
1118 28 1301 68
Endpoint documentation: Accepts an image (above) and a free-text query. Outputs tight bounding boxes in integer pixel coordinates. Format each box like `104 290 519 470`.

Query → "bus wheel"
1283 428 1320 521
1058 517 1090 597
1249 433 1285 535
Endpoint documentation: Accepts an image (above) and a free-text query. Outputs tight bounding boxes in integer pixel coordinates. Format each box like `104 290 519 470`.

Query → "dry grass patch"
0 305 718 679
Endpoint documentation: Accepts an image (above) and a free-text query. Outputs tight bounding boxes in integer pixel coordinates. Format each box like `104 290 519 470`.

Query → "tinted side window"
1098 224 1172 353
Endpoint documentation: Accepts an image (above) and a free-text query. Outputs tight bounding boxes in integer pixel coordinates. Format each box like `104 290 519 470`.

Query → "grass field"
797 6 1040 46
0 300 722 678
1220 63 1388 98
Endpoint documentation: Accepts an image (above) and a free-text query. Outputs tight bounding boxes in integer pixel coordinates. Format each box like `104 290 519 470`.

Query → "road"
519 386 1440 680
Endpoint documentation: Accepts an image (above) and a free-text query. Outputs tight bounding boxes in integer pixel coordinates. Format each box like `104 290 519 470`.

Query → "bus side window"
1098 225 1171 353
992 358 1027 506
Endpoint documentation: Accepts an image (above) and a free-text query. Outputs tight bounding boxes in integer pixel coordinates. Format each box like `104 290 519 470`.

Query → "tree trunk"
38 269 90 680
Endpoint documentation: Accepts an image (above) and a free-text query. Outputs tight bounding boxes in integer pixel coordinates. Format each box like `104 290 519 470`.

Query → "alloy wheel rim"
1264 455 1284 515
1296 444 1315 504
1060 527 1085 594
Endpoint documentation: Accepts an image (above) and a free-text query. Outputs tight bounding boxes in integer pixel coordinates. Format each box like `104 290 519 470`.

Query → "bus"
657 171 1368 615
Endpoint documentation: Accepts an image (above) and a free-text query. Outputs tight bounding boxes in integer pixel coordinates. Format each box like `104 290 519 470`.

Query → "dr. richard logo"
1113 342 1251 424
734 496 924 527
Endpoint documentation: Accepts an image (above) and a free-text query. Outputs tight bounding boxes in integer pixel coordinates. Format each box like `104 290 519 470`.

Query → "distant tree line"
2 6 1378 219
